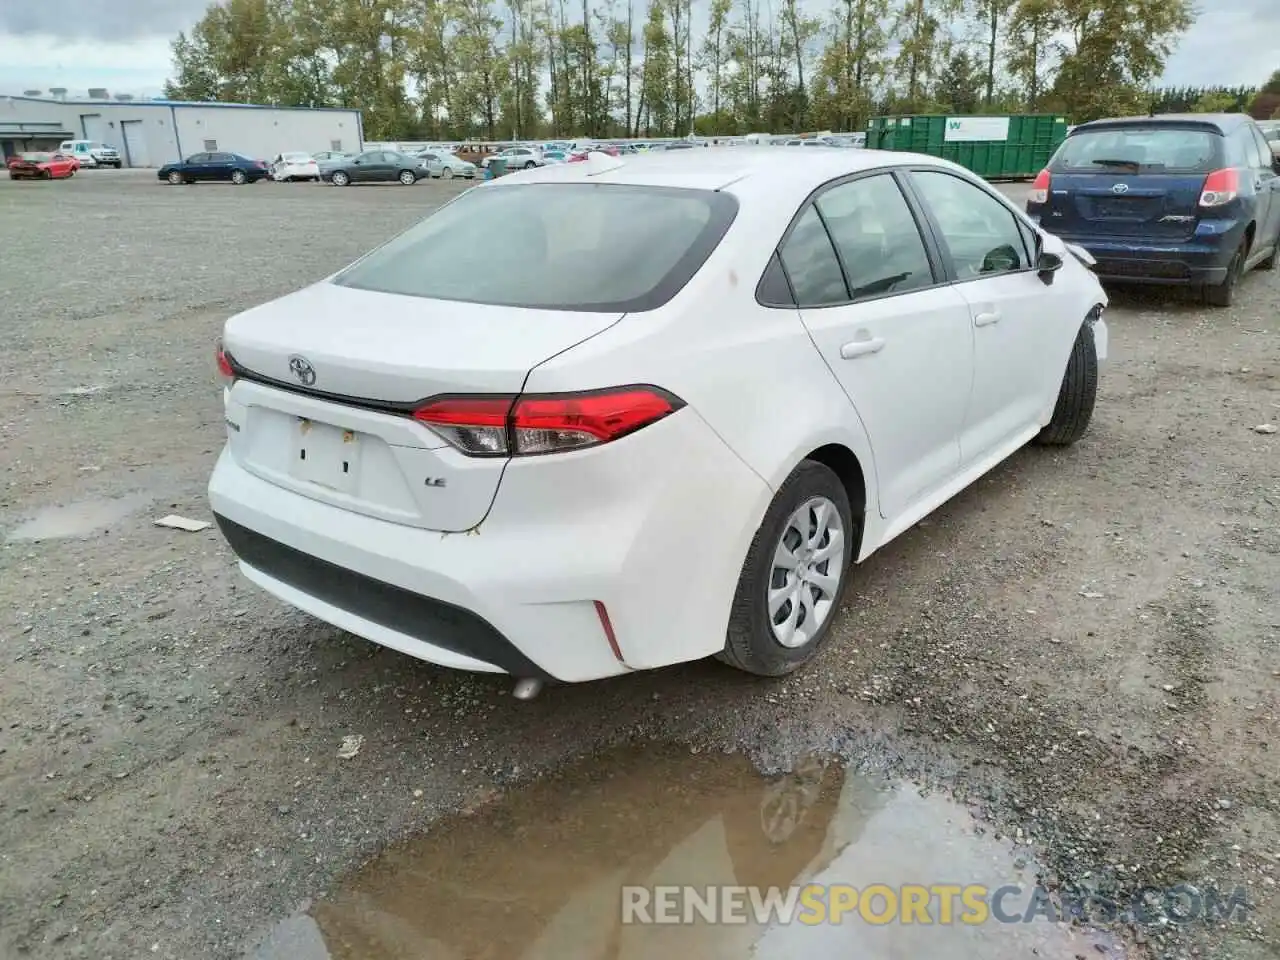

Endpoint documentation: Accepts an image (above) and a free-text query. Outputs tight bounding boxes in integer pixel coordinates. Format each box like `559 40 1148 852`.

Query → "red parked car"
8 152 79 180
567 144 621 162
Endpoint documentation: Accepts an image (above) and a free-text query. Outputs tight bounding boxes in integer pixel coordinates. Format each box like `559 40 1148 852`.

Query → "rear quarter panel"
522 187 882 548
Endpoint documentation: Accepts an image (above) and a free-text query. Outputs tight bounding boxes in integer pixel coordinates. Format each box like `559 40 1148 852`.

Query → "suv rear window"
333 183 739 312
1053 126 1221 172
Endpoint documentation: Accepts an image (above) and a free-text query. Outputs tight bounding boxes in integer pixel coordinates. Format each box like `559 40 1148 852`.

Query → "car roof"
1073 113 1253 135
486 146 966 195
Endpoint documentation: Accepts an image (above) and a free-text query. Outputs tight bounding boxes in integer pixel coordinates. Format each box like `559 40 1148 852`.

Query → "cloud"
0 0 210 43
1161 4 1277 87
0 35 171 97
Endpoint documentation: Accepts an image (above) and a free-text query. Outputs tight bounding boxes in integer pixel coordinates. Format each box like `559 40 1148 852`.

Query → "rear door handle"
974 311 1001 327
840 336 885 359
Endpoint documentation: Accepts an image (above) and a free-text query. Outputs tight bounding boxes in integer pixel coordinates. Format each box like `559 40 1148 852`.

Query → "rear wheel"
720 462 854 677
1034 320 1098 447
441 166 454 179
399 170 417 185
1204 240 1246 307
230 169 248 185
524 160 537 169
1260 241 1277 271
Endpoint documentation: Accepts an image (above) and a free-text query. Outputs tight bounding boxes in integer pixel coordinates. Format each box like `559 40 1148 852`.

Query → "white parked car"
58 140 122 168
271 152 322 182
209 149 1107 692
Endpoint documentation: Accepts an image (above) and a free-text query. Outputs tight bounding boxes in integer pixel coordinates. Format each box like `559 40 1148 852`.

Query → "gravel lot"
1 169 1278 959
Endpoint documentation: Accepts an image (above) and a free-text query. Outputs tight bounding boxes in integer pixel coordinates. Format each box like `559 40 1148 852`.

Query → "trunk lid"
222 282 623 532
1043 171 1208 241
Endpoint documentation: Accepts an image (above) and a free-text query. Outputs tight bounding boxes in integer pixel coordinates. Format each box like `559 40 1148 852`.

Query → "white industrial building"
0 94 363 167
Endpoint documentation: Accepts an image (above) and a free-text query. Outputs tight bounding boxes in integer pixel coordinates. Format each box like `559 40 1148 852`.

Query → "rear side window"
779 207 848 307
334 183 738 312
1053 127 1220 172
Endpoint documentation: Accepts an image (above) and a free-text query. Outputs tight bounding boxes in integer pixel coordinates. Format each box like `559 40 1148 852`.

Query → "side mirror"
1037 251 1065 285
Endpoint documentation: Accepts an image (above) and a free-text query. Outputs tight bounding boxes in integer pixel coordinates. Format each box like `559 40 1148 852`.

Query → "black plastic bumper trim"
214 514 552 680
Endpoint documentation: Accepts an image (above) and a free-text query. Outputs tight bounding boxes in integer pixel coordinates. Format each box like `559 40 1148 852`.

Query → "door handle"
840 336 885 359
974 311 1001 327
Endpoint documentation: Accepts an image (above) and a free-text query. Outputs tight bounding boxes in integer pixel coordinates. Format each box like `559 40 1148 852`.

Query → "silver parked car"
415 150 478 180
481 145 545 169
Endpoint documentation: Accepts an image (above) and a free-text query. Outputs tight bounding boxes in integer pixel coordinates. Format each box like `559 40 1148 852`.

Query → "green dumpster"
864 114 1068 180
485 157 508 179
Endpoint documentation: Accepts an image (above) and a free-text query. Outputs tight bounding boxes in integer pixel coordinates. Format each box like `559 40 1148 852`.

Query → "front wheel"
524 161 537 169
331 170 350 186
168 171 182 185
720 462 854 677
399 170 417 185
441 166 454 180
230 169 247 185
1034 320 1098 447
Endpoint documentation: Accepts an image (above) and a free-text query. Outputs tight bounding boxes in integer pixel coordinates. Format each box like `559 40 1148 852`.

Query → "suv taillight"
413 387 683 457
1199 168 1239 208
1029 168 1051 205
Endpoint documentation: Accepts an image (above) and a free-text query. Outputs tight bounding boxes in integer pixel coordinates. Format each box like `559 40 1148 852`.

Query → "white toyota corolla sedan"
208 148 1108 692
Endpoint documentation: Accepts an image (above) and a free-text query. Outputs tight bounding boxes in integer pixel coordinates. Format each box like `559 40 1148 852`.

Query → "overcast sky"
0 0 1274 100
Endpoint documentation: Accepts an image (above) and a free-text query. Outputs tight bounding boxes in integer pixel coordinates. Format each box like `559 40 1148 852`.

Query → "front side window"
910 170 1030 279
815 174 934 301
334 183 738 312
1236 129 1264 171
1248 128 1273 170
779 207 848 307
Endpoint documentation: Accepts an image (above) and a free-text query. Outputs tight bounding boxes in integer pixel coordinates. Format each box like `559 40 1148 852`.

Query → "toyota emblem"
1111 183 1129 194
288 355 317 386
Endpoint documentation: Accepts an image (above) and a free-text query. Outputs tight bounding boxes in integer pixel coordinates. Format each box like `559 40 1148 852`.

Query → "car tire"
399 170 417 185
719 461 855 677
167 171 182 185
114 162 122 169
1034 319 1099 447
331 170 350 186
1260 241 1277 271
524 161 536 169
441 166 454 179
230 169 248 185
1203 239 1246 307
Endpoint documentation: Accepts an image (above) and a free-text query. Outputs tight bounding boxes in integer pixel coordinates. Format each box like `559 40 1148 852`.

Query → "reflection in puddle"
6 494 151 541
251 744 1121 960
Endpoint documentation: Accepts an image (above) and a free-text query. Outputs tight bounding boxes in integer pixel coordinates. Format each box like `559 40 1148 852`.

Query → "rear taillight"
1199 168 1239 208
413 387 683 457
1029 168 1050 205
215 339 236 385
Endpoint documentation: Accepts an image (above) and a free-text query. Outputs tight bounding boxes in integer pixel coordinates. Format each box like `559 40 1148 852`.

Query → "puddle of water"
251 745 1122 960
6 494 152 541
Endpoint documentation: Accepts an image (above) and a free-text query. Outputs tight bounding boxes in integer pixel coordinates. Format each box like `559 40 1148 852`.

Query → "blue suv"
1026 114 1280 307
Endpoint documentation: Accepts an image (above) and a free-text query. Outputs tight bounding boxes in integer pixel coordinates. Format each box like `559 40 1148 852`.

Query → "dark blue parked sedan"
1026 114 1280 306
157 151 269 186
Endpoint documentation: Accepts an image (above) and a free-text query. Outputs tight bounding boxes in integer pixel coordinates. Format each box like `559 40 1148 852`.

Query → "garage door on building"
121 120 149 168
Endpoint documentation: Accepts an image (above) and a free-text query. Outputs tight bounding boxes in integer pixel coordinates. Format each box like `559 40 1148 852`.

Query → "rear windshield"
333 183 739 312
1052 127 1221 172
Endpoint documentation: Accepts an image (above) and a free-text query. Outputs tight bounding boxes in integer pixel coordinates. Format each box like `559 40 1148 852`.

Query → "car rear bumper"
207 409 770 683
1051 234 1239 286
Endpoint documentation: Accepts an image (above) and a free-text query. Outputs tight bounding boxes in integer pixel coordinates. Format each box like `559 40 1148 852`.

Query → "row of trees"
165 0 1209 141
